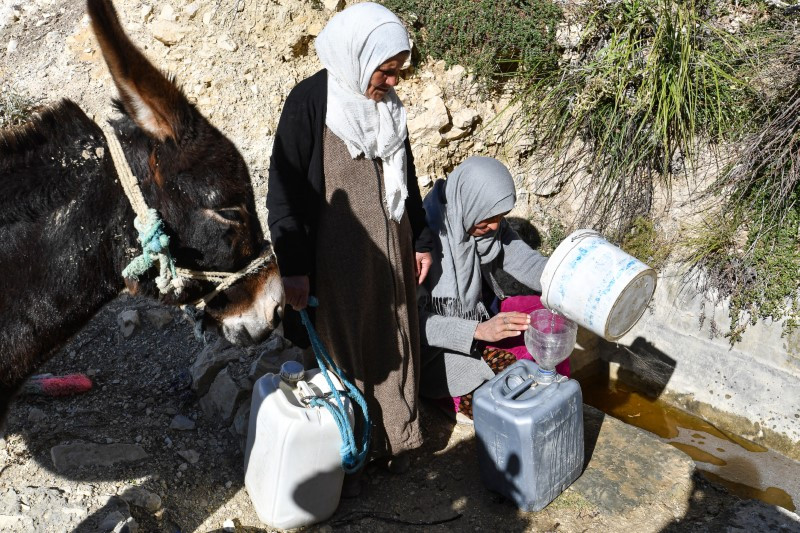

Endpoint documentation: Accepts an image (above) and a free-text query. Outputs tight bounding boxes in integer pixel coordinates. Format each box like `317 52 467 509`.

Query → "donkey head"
88 0 283 345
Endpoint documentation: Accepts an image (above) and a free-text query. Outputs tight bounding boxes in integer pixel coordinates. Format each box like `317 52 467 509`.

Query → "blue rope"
121 208 178 282
299 297 371 474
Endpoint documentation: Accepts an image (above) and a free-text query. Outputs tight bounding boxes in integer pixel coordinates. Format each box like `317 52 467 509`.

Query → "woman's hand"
282 275 310 310
474 311 530 342
415 252 432 285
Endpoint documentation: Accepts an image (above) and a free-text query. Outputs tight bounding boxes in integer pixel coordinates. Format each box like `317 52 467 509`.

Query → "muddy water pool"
579 376 799 512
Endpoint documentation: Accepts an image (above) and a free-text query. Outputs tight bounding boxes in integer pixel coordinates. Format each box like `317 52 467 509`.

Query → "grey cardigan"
418 220 548 397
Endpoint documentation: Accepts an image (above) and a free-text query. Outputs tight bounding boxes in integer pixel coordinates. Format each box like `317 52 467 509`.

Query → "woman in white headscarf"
267 3 433 478
418 157 568 423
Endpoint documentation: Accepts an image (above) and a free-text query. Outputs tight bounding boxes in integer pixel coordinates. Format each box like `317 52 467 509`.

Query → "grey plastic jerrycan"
473 358 584 511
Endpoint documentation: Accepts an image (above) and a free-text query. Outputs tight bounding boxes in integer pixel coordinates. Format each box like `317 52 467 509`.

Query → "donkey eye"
204 207 245 225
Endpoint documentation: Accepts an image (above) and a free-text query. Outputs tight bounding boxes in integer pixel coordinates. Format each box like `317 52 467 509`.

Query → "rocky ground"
2 295 800 532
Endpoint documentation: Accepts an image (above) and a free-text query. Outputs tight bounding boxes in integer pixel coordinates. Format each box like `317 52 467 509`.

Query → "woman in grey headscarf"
267 3 434 479
419 156 564 422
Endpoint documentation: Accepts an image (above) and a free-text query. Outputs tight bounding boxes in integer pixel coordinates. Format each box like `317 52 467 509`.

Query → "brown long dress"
314 127 423 457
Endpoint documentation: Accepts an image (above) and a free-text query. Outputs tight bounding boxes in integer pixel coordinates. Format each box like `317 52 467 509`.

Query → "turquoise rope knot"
122 208 180 293
299 296 371 474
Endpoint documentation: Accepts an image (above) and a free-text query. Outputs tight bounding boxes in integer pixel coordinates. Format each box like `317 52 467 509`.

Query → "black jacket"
266 69 433 280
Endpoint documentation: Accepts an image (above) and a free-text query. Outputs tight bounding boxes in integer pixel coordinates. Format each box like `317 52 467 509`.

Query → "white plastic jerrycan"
244 360 353 530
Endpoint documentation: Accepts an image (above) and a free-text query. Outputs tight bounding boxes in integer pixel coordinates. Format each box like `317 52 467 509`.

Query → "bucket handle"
542 229 601 306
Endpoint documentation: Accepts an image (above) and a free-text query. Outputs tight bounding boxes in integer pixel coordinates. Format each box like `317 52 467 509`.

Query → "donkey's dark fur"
0 0 283 422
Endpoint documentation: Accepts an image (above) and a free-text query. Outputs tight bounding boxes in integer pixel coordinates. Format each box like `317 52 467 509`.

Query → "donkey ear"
87 0 191 142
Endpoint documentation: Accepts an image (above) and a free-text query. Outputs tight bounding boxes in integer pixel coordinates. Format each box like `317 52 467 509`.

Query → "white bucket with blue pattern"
540 229 657 341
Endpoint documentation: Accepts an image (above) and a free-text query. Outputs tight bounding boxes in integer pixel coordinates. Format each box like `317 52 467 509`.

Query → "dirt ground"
0 294 756 533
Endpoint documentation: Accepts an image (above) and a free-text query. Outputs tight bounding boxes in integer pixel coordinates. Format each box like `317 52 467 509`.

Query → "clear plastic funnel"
524 309 578 384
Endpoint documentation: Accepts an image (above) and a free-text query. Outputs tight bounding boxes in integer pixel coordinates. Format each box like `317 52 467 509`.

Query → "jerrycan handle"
504 374 535 400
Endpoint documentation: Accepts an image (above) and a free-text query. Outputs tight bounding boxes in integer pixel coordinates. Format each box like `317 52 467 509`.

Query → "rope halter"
102 123 268 309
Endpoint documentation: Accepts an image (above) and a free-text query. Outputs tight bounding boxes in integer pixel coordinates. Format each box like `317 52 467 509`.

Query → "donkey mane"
0 99 105 225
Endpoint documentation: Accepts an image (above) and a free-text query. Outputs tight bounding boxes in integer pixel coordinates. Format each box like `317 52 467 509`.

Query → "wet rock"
199 367 247 424
117 310 140 338
169 414 196 431
51 443 148 472
571 406 694 514
190 337 243 395
118 485 162 513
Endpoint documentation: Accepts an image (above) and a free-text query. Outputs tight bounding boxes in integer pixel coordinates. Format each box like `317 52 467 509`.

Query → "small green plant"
542 216 567 255
0 86 40 129
519 0 757 238
621 216 672 271
381 0 562 91
684 200 800 342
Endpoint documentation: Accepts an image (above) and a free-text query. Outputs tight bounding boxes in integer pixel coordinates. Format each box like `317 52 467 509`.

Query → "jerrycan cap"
279 360 305 385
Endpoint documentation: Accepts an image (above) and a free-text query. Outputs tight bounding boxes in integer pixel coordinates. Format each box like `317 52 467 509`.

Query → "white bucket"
540 229 657 341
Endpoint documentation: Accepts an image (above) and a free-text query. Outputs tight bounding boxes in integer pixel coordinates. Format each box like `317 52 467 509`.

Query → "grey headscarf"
422 157 517 319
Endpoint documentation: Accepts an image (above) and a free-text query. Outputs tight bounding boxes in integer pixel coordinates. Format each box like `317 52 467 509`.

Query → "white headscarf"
314 2 411 222
423 157 517 319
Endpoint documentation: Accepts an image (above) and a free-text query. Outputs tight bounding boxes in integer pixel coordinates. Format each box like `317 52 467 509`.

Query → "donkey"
0 0 284 423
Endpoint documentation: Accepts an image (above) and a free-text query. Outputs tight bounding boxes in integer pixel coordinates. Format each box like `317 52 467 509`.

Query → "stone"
50 443 148 472
249 345 303 383
27 407 46 424
184 2 201 19
117 310 140 338
98 510 127 531
190 337 243 395
445 65 467 87
118 485 162 513
140 5 153 22
6 39 18 54
112 516 138 533
158 5 176 21
199 367 247 424
177 449 200 464
451 108 479 130
150 20 189 46
323 0 345 11
217 34 238 53
421 83 443 101
261 334 286 356
169 414 196 431
441 126 469 142
570 405 694 514
230 402 250 451
145 308 173 329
